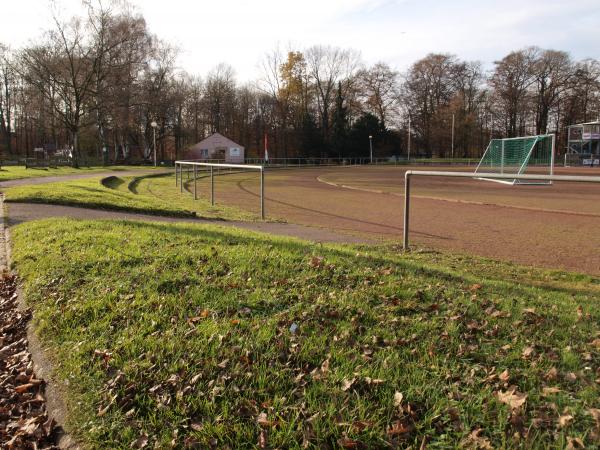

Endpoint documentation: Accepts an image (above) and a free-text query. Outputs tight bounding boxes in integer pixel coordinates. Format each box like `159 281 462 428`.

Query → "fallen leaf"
352 420 373 432
393 391 404 407
338 437 360 448
130 433 149 448
461 428 493 449
257 412 273 427
341 378 356 392
589 408 600 424
365 377 384 385
14 383 34 394
97 403 111 417
496 387 527 409
566 437 585 449
258 429 267 449
545 367 558 381
217 359 229 369
310 256 324 268
521 346 534 359
565 372 577 382
559 414 574 428
388 419 414 436
542 387 561 396
499 369 510 382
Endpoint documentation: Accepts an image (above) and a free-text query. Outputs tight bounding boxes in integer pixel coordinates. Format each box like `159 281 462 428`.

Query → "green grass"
0 165 154 182
4 174 257 221
10 218 600 448
122 173 257 221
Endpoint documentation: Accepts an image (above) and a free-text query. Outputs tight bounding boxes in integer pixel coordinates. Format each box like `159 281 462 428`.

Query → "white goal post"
474 134 555 185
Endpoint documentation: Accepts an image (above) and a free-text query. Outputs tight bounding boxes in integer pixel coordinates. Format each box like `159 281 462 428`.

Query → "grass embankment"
11 218 600 448
126 173 257 221
0 165 152 182
4 174 257 221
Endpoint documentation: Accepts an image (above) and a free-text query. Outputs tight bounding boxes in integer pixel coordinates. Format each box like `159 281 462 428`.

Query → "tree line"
0 1 598 164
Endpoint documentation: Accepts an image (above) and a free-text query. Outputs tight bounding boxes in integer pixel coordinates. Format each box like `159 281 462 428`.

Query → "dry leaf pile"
0 273 58 449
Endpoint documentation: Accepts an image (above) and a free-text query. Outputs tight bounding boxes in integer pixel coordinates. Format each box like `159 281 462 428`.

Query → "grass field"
0 165 154 182
4 174 257 221
11 218 600 448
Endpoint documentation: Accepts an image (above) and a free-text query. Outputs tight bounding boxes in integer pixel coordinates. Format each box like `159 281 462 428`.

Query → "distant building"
184 133 244 163
567 121 600 155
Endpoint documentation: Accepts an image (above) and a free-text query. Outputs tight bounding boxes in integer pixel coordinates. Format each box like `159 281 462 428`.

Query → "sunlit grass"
4 173 257 221
11 218 600 448
0 165 155 182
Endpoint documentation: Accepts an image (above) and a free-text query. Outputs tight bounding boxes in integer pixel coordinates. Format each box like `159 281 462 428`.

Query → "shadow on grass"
101 176 126 190
78 219 600 299
128 172 174 194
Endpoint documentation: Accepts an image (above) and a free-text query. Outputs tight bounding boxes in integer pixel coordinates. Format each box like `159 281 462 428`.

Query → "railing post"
210 166 214 205
193 165 197 200
180 163 183 192
260 167 265 220
403 172 411 250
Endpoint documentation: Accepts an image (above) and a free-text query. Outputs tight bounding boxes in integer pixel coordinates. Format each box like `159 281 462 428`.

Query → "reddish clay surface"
192 165 600 275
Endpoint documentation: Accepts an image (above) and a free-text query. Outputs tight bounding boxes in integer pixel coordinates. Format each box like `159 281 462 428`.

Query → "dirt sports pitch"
189 165 600 275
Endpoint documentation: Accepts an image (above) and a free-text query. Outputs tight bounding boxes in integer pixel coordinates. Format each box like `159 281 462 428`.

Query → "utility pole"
407 115 411 161
451 113 455 159
151 121 158 166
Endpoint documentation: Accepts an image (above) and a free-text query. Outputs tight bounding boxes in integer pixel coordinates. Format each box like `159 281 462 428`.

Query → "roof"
189 132 244 150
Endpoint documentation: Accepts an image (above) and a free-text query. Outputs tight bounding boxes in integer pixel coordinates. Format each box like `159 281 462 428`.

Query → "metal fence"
403 170 600 249
243 156 480 167
564 153 600 167
175 161 265 219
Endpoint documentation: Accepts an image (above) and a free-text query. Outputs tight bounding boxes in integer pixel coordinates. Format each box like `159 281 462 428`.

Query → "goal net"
474 134 555 185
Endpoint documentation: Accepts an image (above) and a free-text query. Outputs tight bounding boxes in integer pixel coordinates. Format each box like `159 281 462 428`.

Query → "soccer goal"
474 134 555 185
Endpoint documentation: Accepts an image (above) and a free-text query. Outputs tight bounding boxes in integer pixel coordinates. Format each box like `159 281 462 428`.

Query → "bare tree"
204 63 236 134
0 44 15 154
357 62 400 129
305 45 362 150
489 48 537 137
531 48 574 134
19 10 103 166
402 53 459 155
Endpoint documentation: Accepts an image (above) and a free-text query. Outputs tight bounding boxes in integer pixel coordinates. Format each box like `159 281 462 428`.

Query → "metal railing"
244 156 480 167
175 161 265 219
403 170 600 249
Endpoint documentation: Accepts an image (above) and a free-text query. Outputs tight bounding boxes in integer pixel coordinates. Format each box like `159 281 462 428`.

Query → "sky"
1 0 599 81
